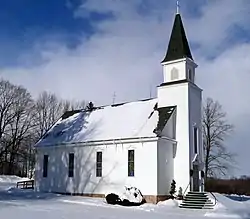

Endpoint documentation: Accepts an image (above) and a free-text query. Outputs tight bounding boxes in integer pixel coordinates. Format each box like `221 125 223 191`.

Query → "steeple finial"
176 1 180 14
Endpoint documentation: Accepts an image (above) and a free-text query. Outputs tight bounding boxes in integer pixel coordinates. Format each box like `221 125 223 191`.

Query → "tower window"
193 127 198 154
171 67 179 80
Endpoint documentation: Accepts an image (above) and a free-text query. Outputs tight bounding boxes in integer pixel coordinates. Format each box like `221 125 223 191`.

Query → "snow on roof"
35 98 161 147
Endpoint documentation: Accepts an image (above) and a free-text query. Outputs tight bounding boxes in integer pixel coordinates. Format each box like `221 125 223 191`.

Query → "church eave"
36 136 160 148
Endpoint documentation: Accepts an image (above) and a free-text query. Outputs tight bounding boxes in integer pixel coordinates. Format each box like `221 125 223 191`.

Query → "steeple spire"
162 10 193 63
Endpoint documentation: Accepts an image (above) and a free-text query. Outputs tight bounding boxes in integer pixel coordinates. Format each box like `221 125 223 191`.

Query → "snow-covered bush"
105 186 145 206
177 187 183 200
120 186 143 203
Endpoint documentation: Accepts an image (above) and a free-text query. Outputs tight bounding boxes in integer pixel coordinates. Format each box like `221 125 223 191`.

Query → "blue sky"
0 0 249 66
0 0 111 66
0 0 250 177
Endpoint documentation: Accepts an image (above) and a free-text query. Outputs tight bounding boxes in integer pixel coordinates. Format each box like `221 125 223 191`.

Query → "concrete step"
180 202 213 206
184 196 209 201
188 191 207 195
182 200 213 204
180 202 207 206
179 192 214 210
179 205 213 210
180 205 203 209
185 196 208 200
185 194 208 197
185 194 208 198
185 193 208 197
180 204 214 209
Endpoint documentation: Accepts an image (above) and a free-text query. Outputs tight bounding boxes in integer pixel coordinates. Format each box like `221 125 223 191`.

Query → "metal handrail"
209 191 217 206
183 181 190 196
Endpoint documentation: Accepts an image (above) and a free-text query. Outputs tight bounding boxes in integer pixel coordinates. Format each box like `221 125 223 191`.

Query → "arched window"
171 67 179 80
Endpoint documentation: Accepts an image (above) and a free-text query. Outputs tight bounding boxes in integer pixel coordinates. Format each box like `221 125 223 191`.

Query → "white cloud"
0 0 250 175
186 0 250 55
199 43 250 117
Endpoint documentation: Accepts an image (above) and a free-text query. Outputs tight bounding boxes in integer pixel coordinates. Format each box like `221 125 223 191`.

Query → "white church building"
34 10 204 204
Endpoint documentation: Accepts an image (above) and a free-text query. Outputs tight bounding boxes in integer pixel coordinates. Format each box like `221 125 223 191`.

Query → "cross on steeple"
112 92 116 104
176 1 180 14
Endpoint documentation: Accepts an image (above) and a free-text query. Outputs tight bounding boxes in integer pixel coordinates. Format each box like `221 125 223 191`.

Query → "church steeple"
160 6 197 85
157 2 203 194
162 12 193 63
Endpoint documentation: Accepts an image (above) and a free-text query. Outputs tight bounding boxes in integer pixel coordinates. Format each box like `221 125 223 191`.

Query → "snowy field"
0 176 250 219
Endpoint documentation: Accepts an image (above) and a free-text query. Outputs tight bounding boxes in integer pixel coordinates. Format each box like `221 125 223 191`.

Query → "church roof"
35 99 175 147
162 13 193 63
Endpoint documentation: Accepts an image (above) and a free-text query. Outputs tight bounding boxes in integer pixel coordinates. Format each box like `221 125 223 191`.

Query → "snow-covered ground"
0 175 250 219
206 193 250 218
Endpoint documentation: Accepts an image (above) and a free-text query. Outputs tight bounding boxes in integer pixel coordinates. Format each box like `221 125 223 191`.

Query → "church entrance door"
192 164 199 191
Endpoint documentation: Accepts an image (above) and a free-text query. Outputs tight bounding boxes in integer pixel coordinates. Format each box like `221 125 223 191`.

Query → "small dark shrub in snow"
105 193 122 205
169 180 176 199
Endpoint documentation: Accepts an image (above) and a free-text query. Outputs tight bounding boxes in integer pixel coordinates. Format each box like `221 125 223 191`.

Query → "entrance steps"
179 191 214 209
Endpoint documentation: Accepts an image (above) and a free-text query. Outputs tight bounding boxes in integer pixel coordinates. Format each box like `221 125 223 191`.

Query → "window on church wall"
96 152 102 177
68 153 74 178
43 155 48 178
170 67 179 80
193 127 198 154
128 150 134 177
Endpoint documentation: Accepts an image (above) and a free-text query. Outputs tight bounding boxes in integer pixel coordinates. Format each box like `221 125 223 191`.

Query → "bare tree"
4 97 34 174
203 97 235 180
33 91 64 139
62 99 86 112
0 80 87 176
33 91 86 139
0 80 27 157
0 80 18 150
0 79 34 174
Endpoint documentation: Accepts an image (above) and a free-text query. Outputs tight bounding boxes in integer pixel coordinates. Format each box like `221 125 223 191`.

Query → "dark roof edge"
158 79 189 87
97 97 157 109
158 79 201 89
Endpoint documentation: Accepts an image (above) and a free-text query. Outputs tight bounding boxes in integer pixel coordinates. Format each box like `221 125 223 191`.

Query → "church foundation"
53 192 168 204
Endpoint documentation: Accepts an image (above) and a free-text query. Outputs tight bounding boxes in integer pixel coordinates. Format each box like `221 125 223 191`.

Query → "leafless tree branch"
203 97 236 181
